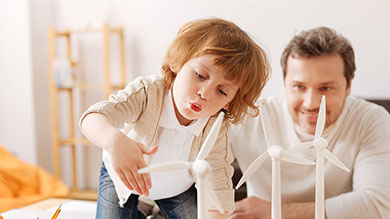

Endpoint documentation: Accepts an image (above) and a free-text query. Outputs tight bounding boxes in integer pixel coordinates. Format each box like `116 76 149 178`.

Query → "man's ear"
346 80 352 95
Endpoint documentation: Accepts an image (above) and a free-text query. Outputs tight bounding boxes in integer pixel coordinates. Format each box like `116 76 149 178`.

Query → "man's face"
284 54 351 135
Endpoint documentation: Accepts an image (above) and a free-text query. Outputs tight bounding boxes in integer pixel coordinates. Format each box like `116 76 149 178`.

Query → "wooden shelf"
59 137 90 146
68 189 98 201
48 23 126 201
56 82 125 91
54 25 123 36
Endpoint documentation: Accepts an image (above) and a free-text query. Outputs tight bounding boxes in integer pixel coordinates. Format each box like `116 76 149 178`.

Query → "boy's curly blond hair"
162 18 270 124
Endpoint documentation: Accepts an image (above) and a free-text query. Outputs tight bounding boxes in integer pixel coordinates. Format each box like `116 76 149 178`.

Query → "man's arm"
325 106 390 218
208 210 229 219
228 196 316 219
283 201 316 219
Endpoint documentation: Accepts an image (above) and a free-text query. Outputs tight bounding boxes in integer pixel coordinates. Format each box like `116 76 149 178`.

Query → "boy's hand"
108 131 158 196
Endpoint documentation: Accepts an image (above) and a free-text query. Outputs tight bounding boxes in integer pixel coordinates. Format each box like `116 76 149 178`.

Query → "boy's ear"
223 102 230 111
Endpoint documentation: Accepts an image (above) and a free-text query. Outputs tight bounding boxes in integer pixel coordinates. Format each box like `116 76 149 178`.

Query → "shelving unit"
48 23 126 200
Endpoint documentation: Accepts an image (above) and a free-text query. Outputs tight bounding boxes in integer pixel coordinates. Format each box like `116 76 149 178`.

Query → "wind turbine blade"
196 112 224 161
139 161 192 173
315 95 326 139
235 152 268 189
322 149 350 172
281 154 315 165
259 103 270 147
285 141 313 154
205 178 224 214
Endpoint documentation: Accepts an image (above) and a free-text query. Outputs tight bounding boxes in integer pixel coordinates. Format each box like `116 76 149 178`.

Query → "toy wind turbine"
289 95 350 219
139 112 225 219
235 102 315 219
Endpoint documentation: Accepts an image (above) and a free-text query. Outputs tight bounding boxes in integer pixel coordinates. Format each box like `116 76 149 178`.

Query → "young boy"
80 18 270 219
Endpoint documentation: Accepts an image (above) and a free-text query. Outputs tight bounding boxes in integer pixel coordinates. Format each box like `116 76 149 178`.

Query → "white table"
1 198 96 219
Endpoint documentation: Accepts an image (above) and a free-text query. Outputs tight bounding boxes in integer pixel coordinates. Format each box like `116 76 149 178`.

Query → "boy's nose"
197 86 211 101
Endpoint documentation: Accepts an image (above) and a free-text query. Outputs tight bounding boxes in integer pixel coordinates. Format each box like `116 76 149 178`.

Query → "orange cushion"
0 142 69 212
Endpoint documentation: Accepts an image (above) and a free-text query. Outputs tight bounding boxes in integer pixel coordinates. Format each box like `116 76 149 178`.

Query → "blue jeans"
96 162 197 219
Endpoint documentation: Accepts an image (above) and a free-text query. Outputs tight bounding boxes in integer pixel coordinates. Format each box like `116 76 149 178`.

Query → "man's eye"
196 72 206 80
320 87 330 91
294 85 304 90
217 88 227 96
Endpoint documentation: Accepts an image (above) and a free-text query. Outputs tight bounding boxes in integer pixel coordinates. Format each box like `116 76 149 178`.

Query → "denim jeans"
96 162 197 219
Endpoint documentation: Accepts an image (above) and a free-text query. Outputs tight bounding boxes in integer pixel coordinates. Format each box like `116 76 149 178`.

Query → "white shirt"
230 95 390 219
102 90 208 204
146 90 208 199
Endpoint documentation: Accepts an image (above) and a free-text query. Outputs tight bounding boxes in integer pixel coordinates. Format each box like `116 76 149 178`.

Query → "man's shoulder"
257 95 286 109
234 95 288 130
342 96 390 129
257 95 288 117
346 96 389 116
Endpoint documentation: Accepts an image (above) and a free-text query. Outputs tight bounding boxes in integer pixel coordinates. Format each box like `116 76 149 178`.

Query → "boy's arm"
80 113 157 196
204 119 235 211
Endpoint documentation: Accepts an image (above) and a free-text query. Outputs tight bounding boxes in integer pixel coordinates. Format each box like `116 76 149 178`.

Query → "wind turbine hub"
313 137 328 150
193 160 211 176
267 145 283 160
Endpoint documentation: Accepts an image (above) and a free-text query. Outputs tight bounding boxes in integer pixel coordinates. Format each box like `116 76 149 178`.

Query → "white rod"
198 176 207 219
272 159 282 219
315 152 325 219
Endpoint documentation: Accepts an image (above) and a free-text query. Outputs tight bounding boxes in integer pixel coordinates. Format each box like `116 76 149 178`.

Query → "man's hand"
229 196 316 219
108 131 158 196
228 196 271 219
208 210 229 219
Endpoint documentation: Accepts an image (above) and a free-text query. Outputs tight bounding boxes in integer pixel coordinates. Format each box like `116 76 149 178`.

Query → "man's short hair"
281 26 356 87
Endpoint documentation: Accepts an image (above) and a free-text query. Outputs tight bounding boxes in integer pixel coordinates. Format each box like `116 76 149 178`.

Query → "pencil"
51 203 62 219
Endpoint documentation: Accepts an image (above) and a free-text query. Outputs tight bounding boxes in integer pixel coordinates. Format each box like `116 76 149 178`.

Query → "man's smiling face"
284 54 351 134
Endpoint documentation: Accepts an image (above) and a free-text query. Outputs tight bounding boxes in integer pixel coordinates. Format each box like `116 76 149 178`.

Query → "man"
228 27 390 219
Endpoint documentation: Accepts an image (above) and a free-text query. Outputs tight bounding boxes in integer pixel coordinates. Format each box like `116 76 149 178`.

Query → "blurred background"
1 0 389 191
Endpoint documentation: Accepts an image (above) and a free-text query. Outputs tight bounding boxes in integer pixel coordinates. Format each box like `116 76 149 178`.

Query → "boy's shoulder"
132 74 164 86
125 74 165 93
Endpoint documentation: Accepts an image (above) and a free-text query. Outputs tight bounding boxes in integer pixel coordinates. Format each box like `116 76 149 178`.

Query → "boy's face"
284 54 351 135
172 54 239 126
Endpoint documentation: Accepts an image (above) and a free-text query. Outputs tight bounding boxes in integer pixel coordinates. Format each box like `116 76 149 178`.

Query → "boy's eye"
217 87 227 96
195 72 206 80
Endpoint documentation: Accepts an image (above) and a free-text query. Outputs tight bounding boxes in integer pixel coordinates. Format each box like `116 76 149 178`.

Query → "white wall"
1 0 389 190
0 0 37 164
30 0 56 172
0 0 55 171
55 0 390 99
